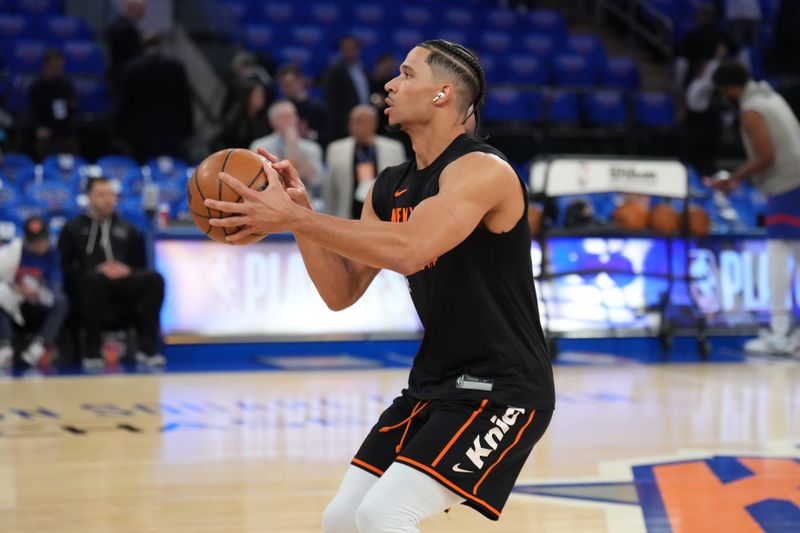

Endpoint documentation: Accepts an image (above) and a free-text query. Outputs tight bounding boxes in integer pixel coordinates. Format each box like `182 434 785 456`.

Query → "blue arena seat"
566 34 607 64
251 1 295 24
390 28 425 55
341 26 385 51
518 35 557 63
274 45 325 76
0 14 33 43
506 55 549 85
0 153 36 188
546 90 580 124
62 40 105 75
437 28 473 50
39 15 91 42
350 4 391 27
0 177 19 204
8 39 46 73
398 5 434 29
485 8 519 31
553 54 596 87
27 181 76 211
636 91 675 127
72 77 108 114
96 155 139 181
146 156 189 182
442 6 476 30
287 25 329 49
478 30 514 55
585 90 628 126
484 87 528 122
307 3 342 26
17 0 63 17
527 10 567 42
242 24 284 52
602 57 641 89
477 52 503 85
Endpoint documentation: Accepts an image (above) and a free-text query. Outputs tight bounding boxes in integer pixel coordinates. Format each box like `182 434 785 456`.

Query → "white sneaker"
743 330 795 356
82 357 105 371
0 343 12 367
21 338 45 367
136 352 166 367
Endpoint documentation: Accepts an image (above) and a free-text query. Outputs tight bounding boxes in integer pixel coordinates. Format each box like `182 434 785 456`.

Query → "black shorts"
352 392 553 520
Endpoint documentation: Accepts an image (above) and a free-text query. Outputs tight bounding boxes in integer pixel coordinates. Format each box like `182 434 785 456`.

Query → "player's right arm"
257 148 379 311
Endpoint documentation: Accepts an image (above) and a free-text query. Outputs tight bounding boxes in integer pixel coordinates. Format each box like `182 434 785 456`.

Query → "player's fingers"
218 172 258 200
264 162 282 188
208 216 249 228
256 147 280 164
204 198 248 214
226 227 255 242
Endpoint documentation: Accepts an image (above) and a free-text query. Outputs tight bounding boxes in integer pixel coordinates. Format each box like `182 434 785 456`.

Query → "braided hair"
418 39 486 132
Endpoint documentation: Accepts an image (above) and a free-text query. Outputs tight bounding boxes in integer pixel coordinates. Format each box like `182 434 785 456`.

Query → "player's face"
88 182 117 218
384 47 438 131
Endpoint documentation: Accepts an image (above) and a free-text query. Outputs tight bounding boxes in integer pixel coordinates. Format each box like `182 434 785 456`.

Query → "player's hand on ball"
255 147 313 210
205 160 302 242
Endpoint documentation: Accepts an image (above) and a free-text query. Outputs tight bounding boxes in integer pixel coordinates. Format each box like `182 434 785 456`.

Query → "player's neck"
408 123 463 169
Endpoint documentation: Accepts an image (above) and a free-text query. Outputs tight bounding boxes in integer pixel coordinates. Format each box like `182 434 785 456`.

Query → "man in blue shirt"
0 216 69 368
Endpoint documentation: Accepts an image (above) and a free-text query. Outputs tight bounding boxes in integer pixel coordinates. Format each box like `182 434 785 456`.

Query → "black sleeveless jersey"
372 134 555 410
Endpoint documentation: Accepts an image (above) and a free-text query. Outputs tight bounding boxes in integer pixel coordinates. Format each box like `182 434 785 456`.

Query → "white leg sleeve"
768 239 793 336
355 463 465 533
323 466 379 533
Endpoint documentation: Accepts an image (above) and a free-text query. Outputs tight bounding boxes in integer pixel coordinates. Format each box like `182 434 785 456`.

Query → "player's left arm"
730 110 775 183
206 152 521 276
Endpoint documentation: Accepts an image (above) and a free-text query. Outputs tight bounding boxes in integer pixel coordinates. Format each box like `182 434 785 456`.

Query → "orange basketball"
648 203 681 235
687 204 711 237
188 148 271 244
613 200 648 231
528 204 543 237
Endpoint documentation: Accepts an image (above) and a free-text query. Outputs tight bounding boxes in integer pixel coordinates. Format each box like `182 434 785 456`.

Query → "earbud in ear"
433 91 446 102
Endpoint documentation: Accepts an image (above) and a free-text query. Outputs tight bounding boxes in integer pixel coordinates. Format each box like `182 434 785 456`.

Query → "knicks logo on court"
390 205 438 270
514 453 800 532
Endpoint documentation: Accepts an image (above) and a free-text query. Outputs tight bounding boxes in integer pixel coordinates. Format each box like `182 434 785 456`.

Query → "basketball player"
204 40 555 531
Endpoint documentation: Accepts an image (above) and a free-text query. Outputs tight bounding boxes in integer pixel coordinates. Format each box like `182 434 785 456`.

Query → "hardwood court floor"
1 360 798 532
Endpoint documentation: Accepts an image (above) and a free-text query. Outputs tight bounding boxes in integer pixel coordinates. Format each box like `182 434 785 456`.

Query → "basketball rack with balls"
528 156 712 360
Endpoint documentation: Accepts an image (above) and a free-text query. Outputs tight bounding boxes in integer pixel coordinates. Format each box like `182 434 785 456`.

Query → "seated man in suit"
324 105 407 219
58 177 165 370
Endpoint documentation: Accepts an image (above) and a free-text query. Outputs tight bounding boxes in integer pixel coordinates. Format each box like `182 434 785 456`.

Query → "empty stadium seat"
636 92 675 127
437 28 473 50
0 153 37 188
584 90 628 126
398 5 434 29
527 10 568 42
146 156 189 182
546 90 580 124
274 45 325 76
442 6 476 30
307 3 342 26
0 14 33 43
341 26 385 51
0 177 19 204
8 39 46 73
478 30 514 55
96 155 139 181
39 15 92 42
72 77 108 114
485 8 519 31
602 57 641 89
242 24 284 52
27 181 76 211
350 4 391 27
62 40 105 75
484 88 529 122
566 34 607 64
477 52 503 85
553 54 596 87
518 35 558 62
390 28 425 55
251 1 295 24
287 25 329 49
17 0 64 17
506 55 549 85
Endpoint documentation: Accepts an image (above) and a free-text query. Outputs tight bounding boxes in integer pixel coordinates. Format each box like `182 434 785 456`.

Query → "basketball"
612 199 648 231
528 204 543 236
687 204 711 237
188 148 271 244
648 203 681 235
